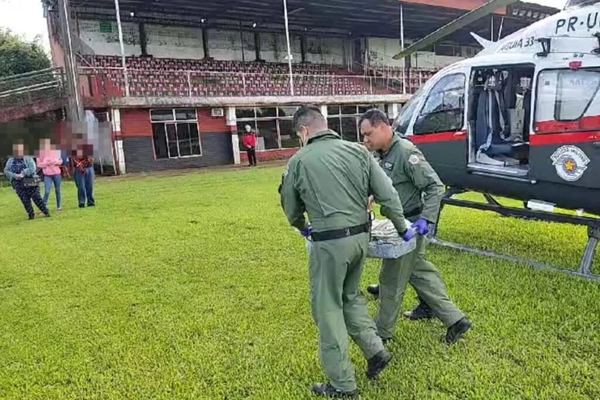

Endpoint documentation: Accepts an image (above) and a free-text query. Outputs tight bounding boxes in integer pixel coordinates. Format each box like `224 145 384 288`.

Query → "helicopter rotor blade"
392 0 519 60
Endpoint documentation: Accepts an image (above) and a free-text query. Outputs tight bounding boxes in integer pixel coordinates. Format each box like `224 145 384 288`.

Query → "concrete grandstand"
3 0 559 174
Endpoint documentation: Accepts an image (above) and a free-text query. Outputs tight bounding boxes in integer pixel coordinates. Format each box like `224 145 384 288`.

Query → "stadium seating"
77 55 434 98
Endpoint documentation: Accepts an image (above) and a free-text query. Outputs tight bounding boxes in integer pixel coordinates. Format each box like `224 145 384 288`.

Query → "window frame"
149 108 203 160
534 67 600 134
412 72 466 135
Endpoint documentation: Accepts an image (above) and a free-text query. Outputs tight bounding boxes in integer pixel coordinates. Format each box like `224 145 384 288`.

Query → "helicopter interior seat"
474 73 527 167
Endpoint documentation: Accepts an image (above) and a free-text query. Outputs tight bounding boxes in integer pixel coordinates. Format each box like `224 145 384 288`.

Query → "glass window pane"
175 108 197 121
191 143 201 155
341 116 358 142
256 107 277 118
166 124 177 142
328 116 341 136
189 123 201 155
341 105 356 115
556 70 600 121
168 142 179 158
279 119 300 149
278 106 298 118
150 109 174 122
152 123 168 159
177 123 191 141
236 107 255 119
327 105 340 116
189 123 199 140
256 120 279 150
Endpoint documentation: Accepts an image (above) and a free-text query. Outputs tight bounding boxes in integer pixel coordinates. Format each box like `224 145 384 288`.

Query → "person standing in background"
4 141 50 220
242 124 258 167
37 138 63 213
71 142 95 208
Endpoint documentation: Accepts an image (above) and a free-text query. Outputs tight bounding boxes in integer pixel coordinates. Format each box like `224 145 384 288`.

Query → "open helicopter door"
531 66 600 192
400 70 468 185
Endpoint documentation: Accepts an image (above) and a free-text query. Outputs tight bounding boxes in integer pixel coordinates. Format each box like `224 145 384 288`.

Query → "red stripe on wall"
198 109 229 133
530 131 600 146
409 130 467 144
121 109 152 137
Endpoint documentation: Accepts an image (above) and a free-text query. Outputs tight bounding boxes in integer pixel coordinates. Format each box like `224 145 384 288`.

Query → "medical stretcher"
304 213 417 259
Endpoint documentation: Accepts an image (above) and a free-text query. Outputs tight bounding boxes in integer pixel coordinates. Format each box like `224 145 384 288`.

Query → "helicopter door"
409 72 467 185
530 68 600 190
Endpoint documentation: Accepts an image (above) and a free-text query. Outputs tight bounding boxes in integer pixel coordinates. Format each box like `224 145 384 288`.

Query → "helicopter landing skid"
428 188 600 283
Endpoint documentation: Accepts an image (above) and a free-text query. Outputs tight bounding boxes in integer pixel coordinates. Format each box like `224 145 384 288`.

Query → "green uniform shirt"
280 129 408 235
375 134 445 223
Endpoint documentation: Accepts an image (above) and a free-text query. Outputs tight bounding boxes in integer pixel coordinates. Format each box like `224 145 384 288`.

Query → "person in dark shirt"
71 143 95 208
3 141 50 220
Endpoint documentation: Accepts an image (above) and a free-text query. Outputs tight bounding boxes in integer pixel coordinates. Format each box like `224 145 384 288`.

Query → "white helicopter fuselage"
394 3 600 215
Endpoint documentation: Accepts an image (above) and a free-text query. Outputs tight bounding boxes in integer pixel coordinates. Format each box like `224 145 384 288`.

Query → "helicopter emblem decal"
550 145 590 182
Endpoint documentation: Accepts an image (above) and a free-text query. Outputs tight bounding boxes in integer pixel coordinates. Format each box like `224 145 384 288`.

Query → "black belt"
404 207 422 219
311 222 370 242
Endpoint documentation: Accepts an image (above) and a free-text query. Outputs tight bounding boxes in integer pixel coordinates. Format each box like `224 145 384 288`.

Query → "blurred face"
360 119 391 152
245 125 251 133
12 143 24 157
40 138 51 150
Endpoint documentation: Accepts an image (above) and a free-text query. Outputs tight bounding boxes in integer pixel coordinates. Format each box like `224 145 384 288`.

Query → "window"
412 73 465 135
392 86 425 135
150 108 202 159
535 68 600 133
236 107 298 151
328 104 390 143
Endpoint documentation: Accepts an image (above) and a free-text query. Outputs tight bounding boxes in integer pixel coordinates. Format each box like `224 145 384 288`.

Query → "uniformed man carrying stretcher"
359 108 472 345
279 105 424 398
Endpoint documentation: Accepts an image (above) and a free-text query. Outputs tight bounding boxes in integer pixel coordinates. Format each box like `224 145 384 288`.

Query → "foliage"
0 29 50 78
0 166 598 399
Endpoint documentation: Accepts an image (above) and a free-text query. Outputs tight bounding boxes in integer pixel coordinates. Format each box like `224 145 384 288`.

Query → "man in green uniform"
279 105 419 398
359 108 472 345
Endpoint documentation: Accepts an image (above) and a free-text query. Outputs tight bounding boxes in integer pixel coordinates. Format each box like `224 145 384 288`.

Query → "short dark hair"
358 108 390 129
292 105 326 132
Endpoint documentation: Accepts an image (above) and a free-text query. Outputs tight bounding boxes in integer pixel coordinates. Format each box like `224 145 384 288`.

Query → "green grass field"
0 165 599 399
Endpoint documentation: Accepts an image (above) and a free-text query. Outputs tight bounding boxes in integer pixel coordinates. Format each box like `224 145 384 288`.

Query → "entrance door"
530 67 600 190
406 71 468 186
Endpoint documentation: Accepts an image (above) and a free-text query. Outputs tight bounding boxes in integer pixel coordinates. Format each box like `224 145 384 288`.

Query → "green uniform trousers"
309 232 384 392
375 234 464 340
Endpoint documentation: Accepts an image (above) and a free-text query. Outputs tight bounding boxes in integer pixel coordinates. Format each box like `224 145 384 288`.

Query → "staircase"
0 67 67 122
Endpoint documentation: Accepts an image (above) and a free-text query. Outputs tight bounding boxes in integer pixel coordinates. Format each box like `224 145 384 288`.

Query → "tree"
0 29 50 78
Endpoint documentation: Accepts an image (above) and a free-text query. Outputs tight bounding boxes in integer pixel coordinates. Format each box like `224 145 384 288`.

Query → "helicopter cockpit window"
412 73 466 135
392 86 425 135
535 68 600 133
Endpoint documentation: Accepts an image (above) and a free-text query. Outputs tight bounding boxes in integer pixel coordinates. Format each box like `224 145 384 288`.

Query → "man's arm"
367 155 408 235
404 149 445 223
279 159 309 232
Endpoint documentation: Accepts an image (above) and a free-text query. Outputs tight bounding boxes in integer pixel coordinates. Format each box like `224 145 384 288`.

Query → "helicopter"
388 0 600 282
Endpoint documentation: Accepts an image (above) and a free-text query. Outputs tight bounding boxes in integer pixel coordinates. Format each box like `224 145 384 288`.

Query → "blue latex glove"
411 218 430 236
301 224 313 238
402 227 416 242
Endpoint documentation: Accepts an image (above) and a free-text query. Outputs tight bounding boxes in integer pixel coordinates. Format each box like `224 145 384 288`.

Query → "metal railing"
78 67 408 99
0 67 66 109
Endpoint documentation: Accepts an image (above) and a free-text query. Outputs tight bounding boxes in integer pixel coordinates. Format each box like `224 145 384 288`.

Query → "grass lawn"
0 165 599 399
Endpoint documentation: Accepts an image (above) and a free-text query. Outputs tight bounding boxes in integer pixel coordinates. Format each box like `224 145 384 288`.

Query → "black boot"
366 349 393 380
366 284 379 296
445 317 472 344
403 299 435 320
311 383 358 398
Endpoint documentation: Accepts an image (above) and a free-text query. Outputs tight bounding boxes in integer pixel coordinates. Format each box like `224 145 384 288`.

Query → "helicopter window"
412 73 466 135
536 69 600 133
556 70 600 121
392 86 424 135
